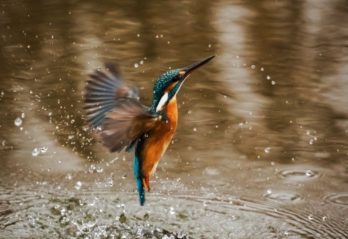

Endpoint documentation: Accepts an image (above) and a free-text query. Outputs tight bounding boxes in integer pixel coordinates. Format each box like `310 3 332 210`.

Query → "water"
0 0 348 238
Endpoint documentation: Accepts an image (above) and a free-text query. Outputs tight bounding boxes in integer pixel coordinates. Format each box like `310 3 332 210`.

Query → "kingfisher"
84 56 214 205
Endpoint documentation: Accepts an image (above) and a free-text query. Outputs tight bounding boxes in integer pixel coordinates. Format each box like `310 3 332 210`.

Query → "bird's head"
150 55 215 113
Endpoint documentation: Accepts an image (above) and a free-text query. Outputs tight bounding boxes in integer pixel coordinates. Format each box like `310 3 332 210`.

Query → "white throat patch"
156 92 169 112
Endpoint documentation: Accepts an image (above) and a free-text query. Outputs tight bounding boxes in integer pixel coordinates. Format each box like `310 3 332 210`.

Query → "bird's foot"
143 177 151 192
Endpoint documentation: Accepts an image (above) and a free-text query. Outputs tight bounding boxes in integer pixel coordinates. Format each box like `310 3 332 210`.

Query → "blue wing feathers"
84 64 138 128
84 101 116 127
88 74 117 88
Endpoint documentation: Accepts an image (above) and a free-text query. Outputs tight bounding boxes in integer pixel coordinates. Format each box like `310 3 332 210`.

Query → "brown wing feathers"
84 64 157 152
101 99 158 152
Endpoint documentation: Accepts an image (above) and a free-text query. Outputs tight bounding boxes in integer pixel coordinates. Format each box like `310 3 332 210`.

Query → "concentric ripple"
324 193 348 206
263 191 302 203
278 169 319 181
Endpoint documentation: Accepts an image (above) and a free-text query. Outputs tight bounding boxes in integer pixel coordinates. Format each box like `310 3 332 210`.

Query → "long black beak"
181 55 215 78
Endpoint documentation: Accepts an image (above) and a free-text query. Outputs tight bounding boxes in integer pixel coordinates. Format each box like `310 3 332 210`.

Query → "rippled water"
1 0 348 238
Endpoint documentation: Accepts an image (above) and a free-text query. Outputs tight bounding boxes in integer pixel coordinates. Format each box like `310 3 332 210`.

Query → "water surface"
0 0 348 238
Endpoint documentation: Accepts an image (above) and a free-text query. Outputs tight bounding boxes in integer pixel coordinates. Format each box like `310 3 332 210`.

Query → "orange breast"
141 97 178 177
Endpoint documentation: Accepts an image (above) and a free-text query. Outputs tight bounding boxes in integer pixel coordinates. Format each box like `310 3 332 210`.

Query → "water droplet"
65 174 72 180
140 60 144 65
260 67 264 71
32 147 40 157
271 80 276 85
75 181 82 190
137 33 140 37
169 207 175 215
14 117 22 127
21 112 25 118
308 214 314 220
193 127 197 132
251 64 256 69
88 164 96 173
208 43 212 48
162 235 175 239
105 177 113 187
264 147 271 153
134 63 139 68
96 166 104 173
266 75 271 80
305 170 314 177
40 146 48 154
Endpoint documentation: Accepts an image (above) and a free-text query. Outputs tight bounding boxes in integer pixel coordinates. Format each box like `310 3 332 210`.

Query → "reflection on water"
1 0 348 238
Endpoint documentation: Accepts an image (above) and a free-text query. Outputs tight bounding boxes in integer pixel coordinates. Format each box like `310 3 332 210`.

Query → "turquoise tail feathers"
137 177 145 206
134 154 145 206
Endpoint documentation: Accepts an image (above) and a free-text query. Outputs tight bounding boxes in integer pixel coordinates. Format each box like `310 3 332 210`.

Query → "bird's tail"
134 154 145 206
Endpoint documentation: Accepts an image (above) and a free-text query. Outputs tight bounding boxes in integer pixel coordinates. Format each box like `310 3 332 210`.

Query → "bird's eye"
172 75 181 82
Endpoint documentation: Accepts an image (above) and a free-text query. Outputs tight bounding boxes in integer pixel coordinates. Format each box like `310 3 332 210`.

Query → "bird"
84 56 215 205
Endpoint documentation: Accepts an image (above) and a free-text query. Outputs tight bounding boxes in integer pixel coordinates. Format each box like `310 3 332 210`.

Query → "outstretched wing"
100 98 159 152
84 63 139 128
84 64 158 152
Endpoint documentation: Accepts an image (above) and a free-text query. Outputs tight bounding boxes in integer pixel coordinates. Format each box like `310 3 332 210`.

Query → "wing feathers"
100 99 159 152
84 64 139 128
84 64 156 151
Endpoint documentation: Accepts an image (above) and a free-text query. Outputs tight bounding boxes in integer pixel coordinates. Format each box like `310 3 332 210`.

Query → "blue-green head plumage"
150 69 181 113
150 56 216 114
